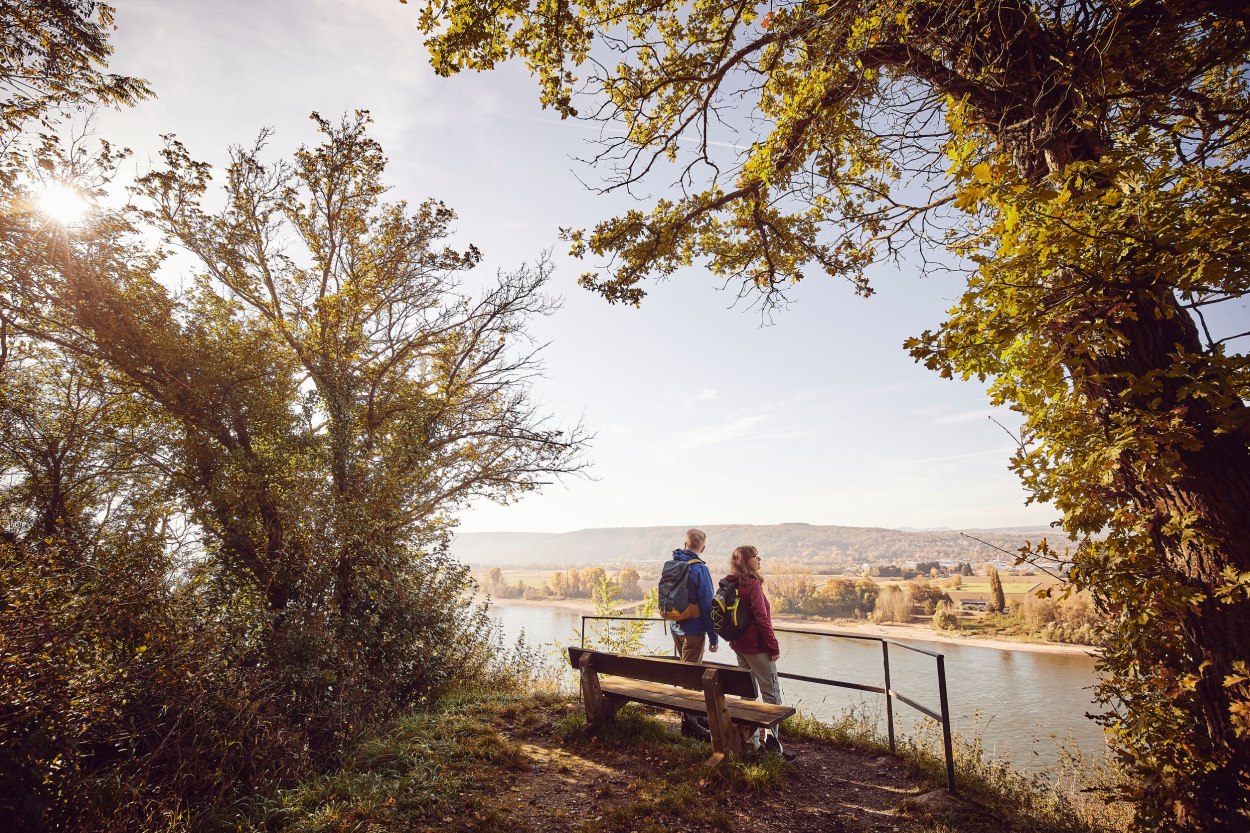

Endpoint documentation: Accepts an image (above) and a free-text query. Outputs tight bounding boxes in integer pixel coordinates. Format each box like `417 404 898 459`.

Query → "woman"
722 545 797 762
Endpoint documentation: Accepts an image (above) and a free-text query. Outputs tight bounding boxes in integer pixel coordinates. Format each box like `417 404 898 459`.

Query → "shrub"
872 585 912 623
0 534 505 831
932 600 961 631
0 537 303 831
906 580 951 616
1022 591 1106 646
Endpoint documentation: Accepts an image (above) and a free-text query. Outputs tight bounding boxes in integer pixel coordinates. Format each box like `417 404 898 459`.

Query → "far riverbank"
486 595 1098 656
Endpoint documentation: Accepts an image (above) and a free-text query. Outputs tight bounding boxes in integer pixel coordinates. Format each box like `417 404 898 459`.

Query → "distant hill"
449 522 1065 568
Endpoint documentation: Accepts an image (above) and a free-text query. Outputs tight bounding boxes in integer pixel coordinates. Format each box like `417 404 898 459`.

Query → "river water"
488 602 1107 774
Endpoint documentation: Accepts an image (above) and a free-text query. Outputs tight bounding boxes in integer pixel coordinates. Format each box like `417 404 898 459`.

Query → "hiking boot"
763 732 797 762
680 717 711 741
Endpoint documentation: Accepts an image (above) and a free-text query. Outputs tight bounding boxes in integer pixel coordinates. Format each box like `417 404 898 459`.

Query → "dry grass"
231 693 1131 833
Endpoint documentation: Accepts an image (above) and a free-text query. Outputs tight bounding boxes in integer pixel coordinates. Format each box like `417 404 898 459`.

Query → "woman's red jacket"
723 573 780 656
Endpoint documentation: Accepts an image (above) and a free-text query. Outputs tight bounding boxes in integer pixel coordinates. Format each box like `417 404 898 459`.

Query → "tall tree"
1 104 589 748
0 0 149 138
617 567 642 599
417 2 1250 828
1 1 151 376
6 111 587 615
129 112 588 617
987 566 1006 614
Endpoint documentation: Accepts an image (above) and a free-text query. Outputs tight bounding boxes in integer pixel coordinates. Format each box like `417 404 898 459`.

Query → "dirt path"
469 703 934 833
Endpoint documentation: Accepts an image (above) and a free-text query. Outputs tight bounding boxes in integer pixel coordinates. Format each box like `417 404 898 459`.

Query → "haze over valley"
450 522 1061 569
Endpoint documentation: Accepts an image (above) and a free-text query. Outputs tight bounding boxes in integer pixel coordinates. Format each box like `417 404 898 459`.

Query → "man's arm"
696 564 718 648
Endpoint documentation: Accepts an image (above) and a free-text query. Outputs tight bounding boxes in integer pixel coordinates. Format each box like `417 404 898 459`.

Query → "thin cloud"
932 409 994 425
893 447 1013 467
670 414 770 451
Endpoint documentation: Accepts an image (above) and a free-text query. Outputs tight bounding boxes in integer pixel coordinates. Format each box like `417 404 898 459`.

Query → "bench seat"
567 646 796 762
599 677 795 730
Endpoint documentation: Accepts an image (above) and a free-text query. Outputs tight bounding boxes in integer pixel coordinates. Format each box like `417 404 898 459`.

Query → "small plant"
783 706 890 751
583 578 659 655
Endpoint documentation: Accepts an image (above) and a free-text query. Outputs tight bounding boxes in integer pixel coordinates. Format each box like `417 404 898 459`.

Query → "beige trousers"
672 632 706 663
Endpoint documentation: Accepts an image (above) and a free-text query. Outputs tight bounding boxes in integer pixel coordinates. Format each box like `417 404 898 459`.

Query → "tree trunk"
1071 283 1250 828
1021 124 1250 826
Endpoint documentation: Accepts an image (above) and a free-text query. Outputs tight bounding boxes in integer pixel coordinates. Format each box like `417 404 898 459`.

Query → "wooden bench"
567 646 796 763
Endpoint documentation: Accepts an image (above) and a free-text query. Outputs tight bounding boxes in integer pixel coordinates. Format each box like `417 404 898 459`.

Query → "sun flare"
36 182 88 226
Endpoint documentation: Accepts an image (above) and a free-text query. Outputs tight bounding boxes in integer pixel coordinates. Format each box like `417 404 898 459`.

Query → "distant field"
804 574 1048 594
495 569 556 589
942 576 1047 595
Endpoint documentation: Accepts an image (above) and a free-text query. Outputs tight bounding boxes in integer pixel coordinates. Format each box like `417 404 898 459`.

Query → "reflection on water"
489 603 1106 774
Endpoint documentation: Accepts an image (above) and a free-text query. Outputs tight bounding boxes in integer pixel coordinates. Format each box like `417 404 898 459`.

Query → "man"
665 528 718 739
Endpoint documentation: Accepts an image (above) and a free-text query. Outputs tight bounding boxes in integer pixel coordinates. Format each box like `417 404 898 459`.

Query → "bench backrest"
567 647 758 698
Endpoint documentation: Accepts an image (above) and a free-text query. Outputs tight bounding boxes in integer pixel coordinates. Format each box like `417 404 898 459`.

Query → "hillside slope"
450 523 1062 567
241 691 1122 833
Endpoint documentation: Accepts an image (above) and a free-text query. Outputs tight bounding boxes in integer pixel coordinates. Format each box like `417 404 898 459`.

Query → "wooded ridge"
451 523 1058 567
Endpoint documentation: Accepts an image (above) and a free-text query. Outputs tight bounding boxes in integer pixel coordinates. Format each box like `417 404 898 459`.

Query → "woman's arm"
746 581 780 657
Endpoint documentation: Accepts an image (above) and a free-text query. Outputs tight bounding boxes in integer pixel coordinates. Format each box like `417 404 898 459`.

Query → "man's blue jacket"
668 548 718 647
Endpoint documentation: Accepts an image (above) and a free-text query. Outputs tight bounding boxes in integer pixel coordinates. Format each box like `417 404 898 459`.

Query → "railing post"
936 654 957 794
882 641 896 753
580 616 587 649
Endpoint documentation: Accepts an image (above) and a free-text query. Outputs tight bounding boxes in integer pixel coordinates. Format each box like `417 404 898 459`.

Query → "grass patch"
598 705 703 754
226 689 1128 833
567 704 789 791
224 692 544 833
783 706 891 751
785 706 1129 833
582 780 734 833
558 705 786 832
578 772 751 833
713 752 786 792
894 725 1131 833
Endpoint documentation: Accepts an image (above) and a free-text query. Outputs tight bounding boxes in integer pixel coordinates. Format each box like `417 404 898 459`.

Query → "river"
488 602 1106 774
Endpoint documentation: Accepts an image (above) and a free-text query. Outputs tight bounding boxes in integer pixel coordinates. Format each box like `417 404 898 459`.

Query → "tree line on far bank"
482 564 1104 646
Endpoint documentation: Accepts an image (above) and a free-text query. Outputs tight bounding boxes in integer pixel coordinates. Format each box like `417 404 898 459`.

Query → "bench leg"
702 669 743 764
579 653 620 730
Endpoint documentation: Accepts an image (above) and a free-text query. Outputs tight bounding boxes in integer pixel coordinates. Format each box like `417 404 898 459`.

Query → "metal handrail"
578 614 957 794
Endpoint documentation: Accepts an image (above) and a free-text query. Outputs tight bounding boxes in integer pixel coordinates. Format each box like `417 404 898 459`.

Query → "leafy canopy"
416 2 1250 829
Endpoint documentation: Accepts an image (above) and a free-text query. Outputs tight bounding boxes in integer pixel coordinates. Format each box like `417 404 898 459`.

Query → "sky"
93 0 1065 534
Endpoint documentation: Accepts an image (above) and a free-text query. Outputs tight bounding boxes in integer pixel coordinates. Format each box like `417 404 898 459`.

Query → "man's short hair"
684 528 706 550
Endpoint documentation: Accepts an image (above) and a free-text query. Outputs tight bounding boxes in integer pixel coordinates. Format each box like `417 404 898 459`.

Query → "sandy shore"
486 595 1098 656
